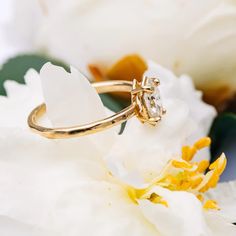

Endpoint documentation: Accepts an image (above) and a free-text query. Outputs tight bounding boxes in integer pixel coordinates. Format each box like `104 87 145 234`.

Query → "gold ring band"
28 77 166 139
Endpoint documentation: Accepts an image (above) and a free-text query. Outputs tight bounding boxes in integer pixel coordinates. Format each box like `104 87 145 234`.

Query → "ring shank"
28 80 135 139
93 80 133 93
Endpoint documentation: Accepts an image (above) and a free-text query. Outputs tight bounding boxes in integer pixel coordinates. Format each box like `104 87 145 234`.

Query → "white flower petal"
0 128 108 228
0 69 43 128
47 181 157 236
0 128 157 235
139 187 210 236
40 62 106 126
206 181 236 222
139 186 236 235
4 0 42 53
0 215 56 236
146 62 216 138
205 212 236 236
146 62 216 161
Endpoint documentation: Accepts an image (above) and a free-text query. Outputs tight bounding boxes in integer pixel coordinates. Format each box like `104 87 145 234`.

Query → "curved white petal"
40 62 106 127
146 62 216 161
0 69 43 128
139 186 236 235
145 62 216 139
139 187 210 236
205 213 236 236
206 181 236 222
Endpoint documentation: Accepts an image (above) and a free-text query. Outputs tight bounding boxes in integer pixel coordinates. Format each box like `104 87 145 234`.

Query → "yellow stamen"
127 186 138 204
197 160 210 173
172 160 193 169
203 200 220 210
191 176 203 189
182 137 211 162
197 194 204 202
208 171 220 188
127 137 226 211
194 137 211 150
148 193 168 207
199 154 227 193
182 146 196 161
209 153 227 175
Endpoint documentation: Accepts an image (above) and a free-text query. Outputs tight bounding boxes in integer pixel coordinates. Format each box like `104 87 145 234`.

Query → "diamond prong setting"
131 76 166 126
153 78 160 86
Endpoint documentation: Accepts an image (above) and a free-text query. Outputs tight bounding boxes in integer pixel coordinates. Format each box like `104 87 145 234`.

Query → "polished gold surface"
28 78 165 139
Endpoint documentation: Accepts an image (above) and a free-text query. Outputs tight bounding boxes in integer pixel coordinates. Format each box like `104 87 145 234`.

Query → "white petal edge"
206 180 236 222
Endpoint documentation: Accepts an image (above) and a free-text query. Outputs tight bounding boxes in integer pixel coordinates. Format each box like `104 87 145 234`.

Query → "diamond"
131 76 165 125
142 77 163 120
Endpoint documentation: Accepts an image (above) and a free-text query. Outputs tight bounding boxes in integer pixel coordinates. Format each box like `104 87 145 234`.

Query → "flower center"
128 137 226 210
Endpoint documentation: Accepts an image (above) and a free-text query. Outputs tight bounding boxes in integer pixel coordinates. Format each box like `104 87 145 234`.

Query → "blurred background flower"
2 0 236 109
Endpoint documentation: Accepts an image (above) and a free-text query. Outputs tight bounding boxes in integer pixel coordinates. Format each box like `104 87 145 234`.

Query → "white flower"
106 61 216 184
0 62 235 235
4 0 236 92
0 1 18 64
2 0 42 54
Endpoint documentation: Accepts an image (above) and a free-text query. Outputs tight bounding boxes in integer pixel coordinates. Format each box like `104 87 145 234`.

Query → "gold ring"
28 77 166 139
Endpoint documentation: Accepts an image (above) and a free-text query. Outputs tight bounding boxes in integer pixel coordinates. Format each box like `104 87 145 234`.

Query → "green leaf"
0 54 68 95
99 94 127 112
210 113 236 161
210 113 236 181
99 94 129 134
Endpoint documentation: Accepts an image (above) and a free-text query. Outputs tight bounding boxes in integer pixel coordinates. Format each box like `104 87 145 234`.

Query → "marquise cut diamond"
143 78 163 119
